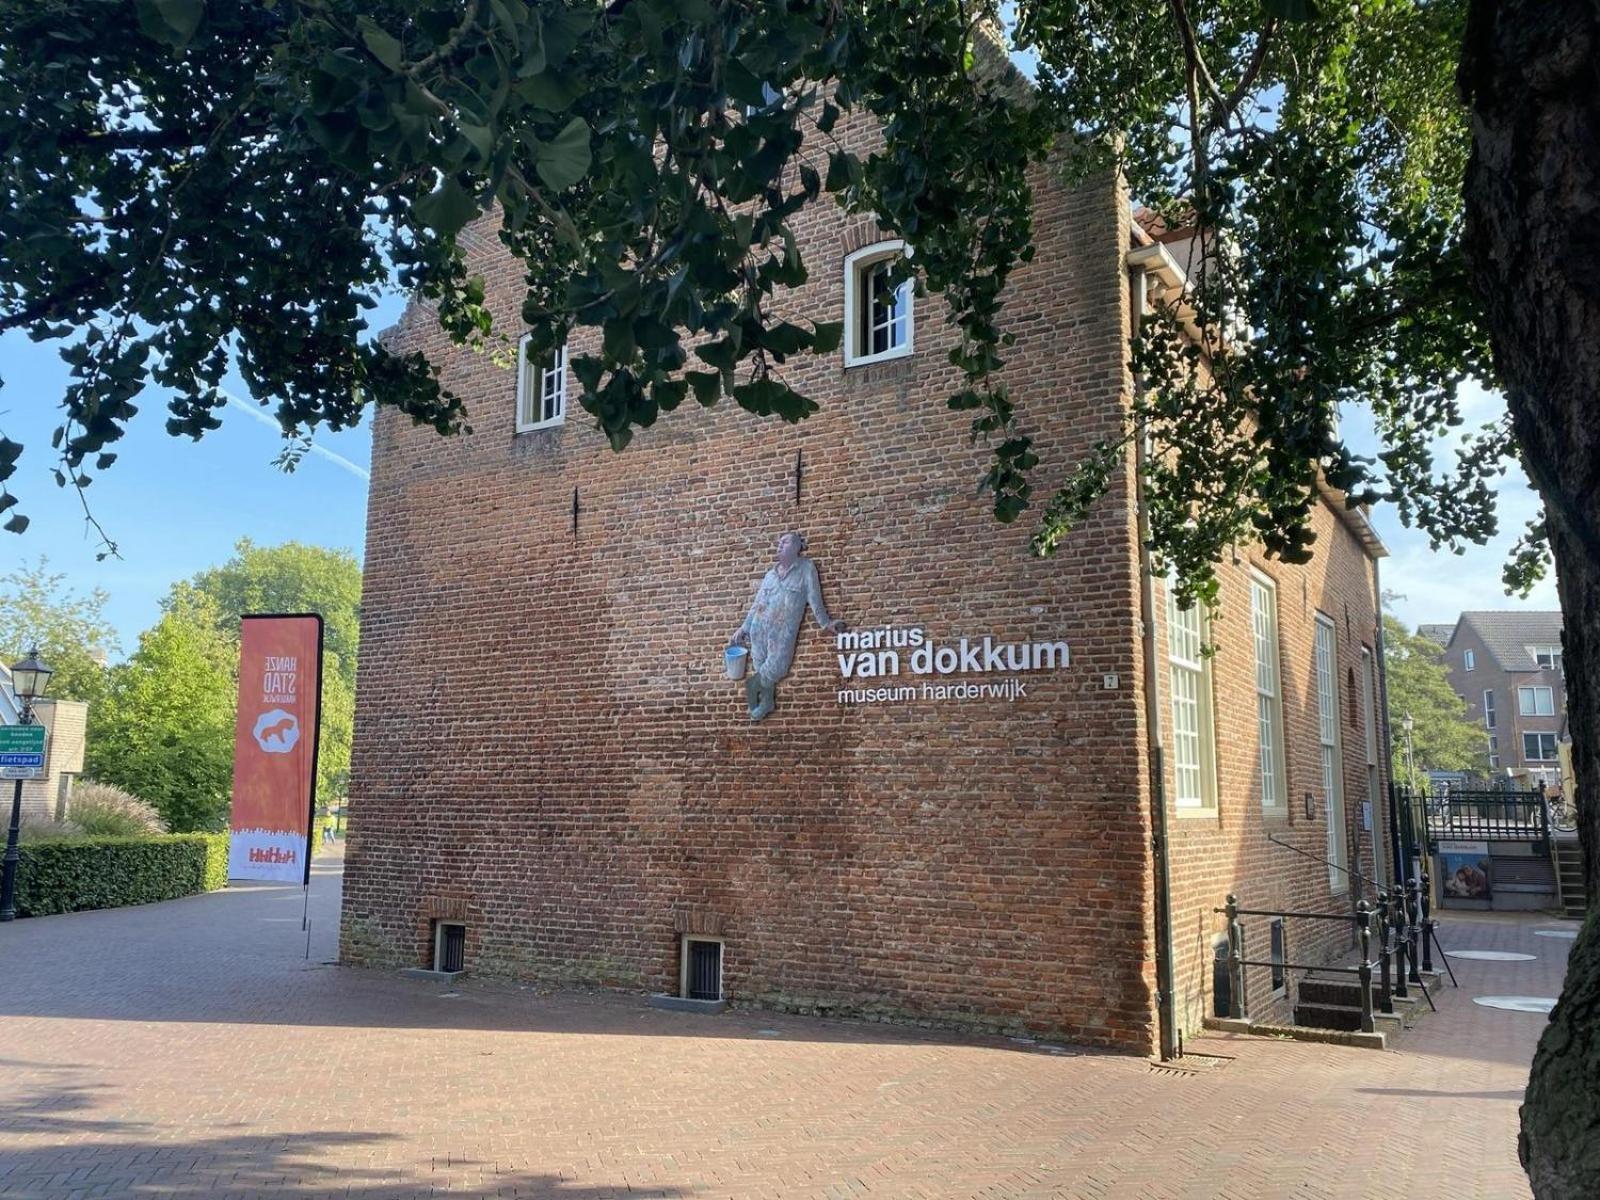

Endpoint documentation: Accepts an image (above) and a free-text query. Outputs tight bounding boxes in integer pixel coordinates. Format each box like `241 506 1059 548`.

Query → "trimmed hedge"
15 833 229 917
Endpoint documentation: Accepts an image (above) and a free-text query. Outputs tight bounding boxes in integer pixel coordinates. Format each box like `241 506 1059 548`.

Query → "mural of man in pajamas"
730 531 846 721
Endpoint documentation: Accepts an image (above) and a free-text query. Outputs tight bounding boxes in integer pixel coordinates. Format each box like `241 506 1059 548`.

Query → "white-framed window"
1532 645 1562 671
1464 649 1476 671
1315 616 1347 890
1360 646 1384 887
1482 689 1496 729
1517 686 1555 717
1250 572 1287 812
843 241 913 367
1523 732 1558 762
516 335 567 431
1166 583 1216 812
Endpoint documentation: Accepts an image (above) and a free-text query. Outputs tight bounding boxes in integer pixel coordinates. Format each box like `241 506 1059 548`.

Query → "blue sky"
0 295 1560 658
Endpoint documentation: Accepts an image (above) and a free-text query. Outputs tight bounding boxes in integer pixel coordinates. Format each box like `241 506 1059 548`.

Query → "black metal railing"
1216 880 1443 1036
1398 781 1549 855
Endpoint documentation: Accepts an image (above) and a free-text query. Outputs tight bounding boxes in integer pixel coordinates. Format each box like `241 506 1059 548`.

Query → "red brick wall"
1155 499 1390 1034
343 140 1163 1050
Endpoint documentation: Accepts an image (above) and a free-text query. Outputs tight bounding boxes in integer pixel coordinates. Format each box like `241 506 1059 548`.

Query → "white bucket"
724 646 749 680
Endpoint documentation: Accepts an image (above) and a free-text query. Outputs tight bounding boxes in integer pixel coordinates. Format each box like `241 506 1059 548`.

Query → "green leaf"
534 117 591 192
414 177 480 236
134 0 205 48
687 371 722 406
357 17 404 71
810 321 842 355
3 513 28 534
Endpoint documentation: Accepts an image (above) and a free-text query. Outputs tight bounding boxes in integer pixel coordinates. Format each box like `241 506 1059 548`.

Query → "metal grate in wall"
435 922 466 973
686 939 722 1001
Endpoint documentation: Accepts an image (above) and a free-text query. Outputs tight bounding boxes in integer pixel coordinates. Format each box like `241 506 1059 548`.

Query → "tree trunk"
1459 3 1600 1195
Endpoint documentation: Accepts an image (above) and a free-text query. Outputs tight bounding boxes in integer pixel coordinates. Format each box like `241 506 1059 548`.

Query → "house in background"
1435 611 1565 784
0 663 88 822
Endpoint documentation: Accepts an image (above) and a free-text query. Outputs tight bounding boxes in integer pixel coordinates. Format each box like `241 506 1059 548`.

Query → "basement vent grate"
682 937 723 1002
434 921 466 974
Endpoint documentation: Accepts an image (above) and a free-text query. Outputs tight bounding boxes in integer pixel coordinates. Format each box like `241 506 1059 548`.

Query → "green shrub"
15 833 230 917
69 780 168 837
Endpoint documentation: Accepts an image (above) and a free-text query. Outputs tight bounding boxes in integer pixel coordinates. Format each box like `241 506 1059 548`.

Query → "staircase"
1294 974 1370 1032
1294 970 1428 1041
1555 838 1587 920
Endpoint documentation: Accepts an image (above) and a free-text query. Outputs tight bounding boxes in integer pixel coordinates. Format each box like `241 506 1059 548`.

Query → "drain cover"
1473 995 1557 1013
1534 929 1578 940
1445 950 1537 962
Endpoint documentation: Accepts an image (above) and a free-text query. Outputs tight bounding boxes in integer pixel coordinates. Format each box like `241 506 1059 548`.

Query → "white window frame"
1360 647 1384 887
1532 645 1561 671
1315 615 1347 892
1250 571 1288 813
516 335 568 432
1166 582 1217 814
1482 689 1496 729
1463 649 1476 671
1523 732 1558 762
842 241 914 367
1518 686 1555 717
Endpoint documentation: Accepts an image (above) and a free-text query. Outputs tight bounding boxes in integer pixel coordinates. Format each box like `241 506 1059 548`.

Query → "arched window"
842 241 913 366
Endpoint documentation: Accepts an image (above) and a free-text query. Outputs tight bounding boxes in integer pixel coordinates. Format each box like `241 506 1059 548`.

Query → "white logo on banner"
252 708 300 754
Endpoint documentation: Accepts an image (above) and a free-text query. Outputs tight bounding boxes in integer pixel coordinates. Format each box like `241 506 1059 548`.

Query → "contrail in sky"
215 387 371 482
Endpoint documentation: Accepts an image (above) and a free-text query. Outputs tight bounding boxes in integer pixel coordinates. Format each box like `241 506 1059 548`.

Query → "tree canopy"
3 0 1529 604
1382 614 1487 780
0 557 117 705
86 587 237 831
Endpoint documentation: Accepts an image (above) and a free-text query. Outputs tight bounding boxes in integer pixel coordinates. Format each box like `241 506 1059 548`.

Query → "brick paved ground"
0 851 1571 1199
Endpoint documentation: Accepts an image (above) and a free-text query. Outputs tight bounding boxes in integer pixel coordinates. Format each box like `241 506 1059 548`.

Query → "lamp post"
1401 710 1418 795
1 647 53 922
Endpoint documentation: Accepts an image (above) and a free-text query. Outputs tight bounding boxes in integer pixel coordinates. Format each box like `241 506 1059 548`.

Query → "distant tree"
0 557 117 706
183 539 362 806
1383 615 1487 782
85 588 235 831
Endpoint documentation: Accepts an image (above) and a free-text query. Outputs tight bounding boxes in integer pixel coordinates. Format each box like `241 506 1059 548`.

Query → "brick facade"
1440 613 1566 778
343 129 1389 1052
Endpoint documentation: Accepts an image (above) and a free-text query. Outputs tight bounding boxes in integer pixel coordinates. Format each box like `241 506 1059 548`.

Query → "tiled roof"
1453 611 1564 671
1417 623 1456 644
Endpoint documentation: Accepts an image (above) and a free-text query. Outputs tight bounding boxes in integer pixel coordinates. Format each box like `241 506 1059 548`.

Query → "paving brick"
0 854 1564 1198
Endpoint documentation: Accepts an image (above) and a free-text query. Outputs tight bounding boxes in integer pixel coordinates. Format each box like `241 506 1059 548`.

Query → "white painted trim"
679 934 725 1001
515 335 568 432
842 241 914 367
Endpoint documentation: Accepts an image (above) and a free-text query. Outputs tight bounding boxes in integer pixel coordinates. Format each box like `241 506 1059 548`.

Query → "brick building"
343 129 1394 1054
1431 611 1566 782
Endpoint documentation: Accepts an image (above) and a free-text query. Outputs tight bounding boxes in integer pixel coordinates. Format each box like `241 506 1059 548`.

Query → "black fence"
1396 782 1548 867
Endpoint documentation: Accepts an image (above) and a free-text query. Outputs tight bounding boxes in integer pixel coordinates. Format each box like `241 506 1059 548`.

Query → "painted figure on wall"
730 531 846 721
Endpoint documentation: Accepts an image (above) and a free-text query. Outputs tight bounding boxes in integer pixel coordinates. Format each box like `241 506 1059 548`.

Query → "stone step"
1294 1001 1366 1032
1298 976 1368 1007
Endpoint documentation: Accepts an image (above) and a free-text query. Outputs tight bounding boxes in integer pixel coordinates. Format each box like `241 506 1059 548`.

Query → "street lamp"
2 647 53 922
1401 710 1418 795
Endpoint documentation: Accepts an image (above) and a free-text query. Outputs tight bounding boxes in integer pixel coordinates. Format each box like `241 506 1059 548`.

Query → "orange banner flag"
228 614 324 883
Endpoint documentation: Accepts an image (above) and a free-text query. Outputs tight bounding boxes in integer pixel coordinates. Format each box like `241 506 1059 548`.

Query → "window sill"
844 345 914 370
1174 804 1220 821
515 419 566 435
